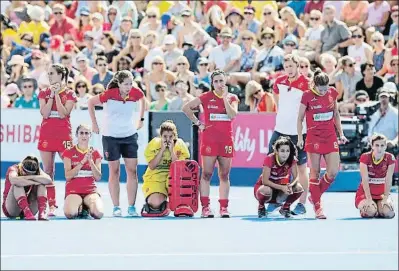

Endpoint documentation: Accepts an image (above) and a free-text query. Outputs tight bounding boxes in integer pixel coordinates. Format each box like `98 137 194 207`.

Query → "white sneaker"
113 206 122 217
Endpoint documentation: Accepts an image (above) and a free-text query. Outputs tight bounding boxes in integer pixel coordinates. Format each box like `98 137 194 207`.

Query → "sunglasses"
84 37 94 41
23 38 33 43
285 43 296 47
373 39 382 42
153 62 163 65
156 88 166 92
148 15 156 18
263 12 272 16
221 35 232 39
54 12 63 15
346 63 354 67
32 57 41 60
352 35 362 39
79 131 90 135
310 17 320 21
23 85 34 89
177 63 186 66
244 12 253 15
130 36 141 39
242 37 252 40
300 65 309 69
77 84 86 88
199 63 208 66
253 89 261 95
97 63 107 67
109 12 117 16
262 36 273 40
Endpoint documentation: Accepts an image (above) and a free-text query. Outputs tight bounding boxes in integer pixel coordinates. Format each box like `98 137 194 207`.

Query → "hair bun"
165 120 174 124
314 68 323 75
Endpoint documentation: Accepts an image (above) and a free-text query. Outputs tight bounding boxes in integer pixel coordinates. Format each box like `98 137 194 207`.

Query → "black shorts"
268 131 307 165
102 133 138 161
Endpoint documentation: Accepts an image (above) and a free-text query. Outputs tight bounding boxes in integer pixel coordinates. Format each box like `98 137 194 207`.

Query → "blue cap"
161 13 171 27
282 34 298 46
80 6 90 16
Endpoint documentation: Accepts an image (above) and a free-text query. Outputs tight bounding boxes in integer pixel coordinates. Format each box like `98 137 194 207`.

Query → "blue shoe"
127 205 139 217
267 203 281 213
113 206 122 217
291 203 306 215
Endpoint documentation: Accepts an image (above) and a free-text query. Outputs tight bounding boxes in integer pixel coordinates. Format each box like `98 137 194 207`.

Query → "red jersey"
301 87 338 139
62 146 102 196
2 164 32 203
38 88 77 141
358 152 396 200
199 91 238 143
254 153 297 186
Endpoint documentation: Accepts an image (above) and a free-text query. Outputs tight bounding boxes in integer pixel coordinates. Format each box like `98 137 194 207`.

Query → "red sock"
16 196 34 218
320 174 334 195
255 189 269 207
200 196 210 208
46 185 57 208
283 192 302 209
309 178 321 204
219 199 229 208
37 196 47 213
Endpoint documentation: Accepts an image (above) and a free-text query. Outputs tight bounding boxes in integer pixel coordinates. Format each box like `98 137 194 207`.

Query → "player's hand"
297 136 304 149
338 135 348 145
222 86 228 98
381 196 393 211
281 185 292 195
92 122 100 134
81 153 89 165
87 148 93 162
136 119 144 130
168 140 175 151
50 83 61 94
161 139 168 151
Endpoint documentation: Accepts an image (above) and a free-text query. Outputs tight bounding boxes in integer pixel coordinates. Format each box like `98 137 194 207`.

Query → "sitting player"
2 155 52 220
141 120 190 217
254 136 304 218
355 133 396 219
62 124 104 219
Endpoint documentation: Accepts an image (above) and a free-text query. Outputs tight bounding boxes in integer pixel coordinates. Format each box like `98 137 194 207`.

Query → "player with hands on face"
182 69 239 218
141 120 190 217
297 68 347 219
355 133 396 219
254 136 304 218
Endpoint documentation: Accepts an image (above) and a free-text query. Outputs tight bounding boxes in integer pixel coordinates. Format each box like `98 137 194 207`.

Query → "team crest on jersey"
328 95 333 103
206 146 211 153
61 95 67 103
42 140 48 148
210 99 216 102
314 143 319 150
72 154 78 158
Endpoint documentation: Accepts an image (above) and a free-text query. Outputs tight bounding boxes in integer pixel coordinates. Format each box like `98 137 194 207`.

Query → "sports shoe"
38 211 48 221
201 206 214 218
48 206 57 217
291 203 306 215
258 205 267 218
112 206 122 217
279 207 292 218
127 205 139 217
23 210 36 220
308 196 326 219
267 203 281 213
220 207 230 218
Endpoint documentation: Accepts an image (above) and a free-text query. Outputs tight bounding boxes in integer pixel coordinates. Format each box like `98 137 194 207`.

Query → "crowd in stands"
1 0 398 145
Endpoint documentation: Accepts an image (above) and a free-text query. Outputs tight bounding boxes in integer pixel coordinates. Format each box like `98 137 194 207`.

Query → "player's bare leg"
83 193 104 219
200 156 217 218
377 199 395 219
292 163 309 215
124 158 139 216
64 194 83 219
217 156 232 218
6 185 35 220
40 150 56 216
256 185 273 218
108 160 122 216
321 152 340 195
280 183 304 218
307 152 326 219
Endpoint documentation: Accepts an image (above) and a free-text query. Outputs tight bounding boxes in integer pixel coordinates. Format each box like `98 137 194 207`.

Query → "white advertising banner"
0 109 149 165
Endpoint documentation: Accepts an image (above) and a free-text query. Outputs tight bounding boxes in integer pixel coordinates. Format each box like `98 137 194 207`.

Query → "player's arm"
297 103 306 143
39 94 54 119
384 163 395 199
273 93 279 110
147 146 166 170
54 95 74 118
64 156 85 180
359 161 372 201
261 166 286 191
289 163 299 187
26 169 52 185
182 97 202 126
89 157 102 181
9 170 42 186
88 95 103 132
223 96 238 119
333 100 345 138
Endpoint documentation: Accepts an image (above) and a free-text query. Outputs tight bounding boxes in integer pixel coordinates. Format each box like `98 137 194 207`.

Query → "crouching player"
355 134 396 219
2 155 52 220
141 120 190 217
62 124 104 219
254 137 304 218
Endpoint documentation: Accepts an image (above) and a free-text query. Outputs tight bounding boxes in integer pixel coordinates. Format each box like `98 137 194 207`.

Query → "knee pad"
168 160 199 215
141 201 170 217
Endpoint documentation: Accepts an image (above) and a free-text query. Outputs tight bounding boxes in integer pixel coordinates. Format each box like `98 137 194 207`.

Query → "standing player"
88 70 146 217
182 70 239 218
254 137 304 218
141 120 190 217
2 155 52 220
62 124 104 219
268 54 309 215
38 64 77 216
297 69 347 219
355 134 396 219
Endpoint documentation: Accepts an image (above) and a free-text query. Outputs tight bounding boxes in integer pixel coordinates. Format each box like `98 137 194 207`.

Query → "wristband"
140 117 145 121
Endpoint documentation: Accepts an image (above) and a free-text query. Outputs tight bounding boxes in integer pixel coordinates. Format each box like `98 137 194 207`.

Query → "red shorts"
355 189 380 208
38 138 72 153
305 136 339 154
200 140 234 158
65 190 99 199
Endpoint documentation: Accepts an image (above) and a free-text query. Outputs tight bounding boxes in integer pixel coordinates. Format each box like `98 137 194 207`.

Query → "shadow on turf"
235 215 316 222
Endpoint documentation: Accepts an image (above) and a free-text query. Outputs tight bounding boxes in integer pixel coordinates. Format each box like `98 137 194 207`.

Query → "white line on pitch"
1 251 397 259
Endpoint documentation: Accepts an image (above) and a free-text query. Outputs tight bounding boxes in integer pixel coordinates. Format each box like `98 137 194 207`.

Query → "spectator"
143 31 163 73
279 6 307 39
298 57 313 79
4 83 20 107
143 56 176 102
371 31 390 77
6 55 29 86
104 5 121 33
163 35 182 71
91 83 105 110
169 79 194 111
9 33 33 58
303 0 325 25
168 1 189 18
73 7 93 49
208 27 241 72
356 63 384 101
205 5 226 40
178 8 202 48
49 35 64 64
245 80 276 112
160 13 183 43
225 8 244 42
318 5 351 61
348 26 373 71
182 41 201 73
282 34 299 55
387 55 399 88
389 5 398 39
113 29 147 72
193 29 215 58
365 0 391 32
194 57 211 86
49 4 77 41
259 6 285 44
100 32 120 66
18 5 49 45
91 12 104 43
114 16 133 49
74 77 92 110
75 54 97 82
91 56 113 88
4 1 26 26
0 59 9 89
139 7 162 35
174 56 195 95
60 53 79 80
368 88 398 146
324 0 346 20
80 31 103 68
298 9 324 62
341 1 369 27
195 81 211 97
242 6 260 35
27 50 47 82
38 32 50 55
354 90 370 106
237 30 258 72
320 53 338 85
113 1 138 27
334 56 363 101
149 82 170 111
13 78 39 109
